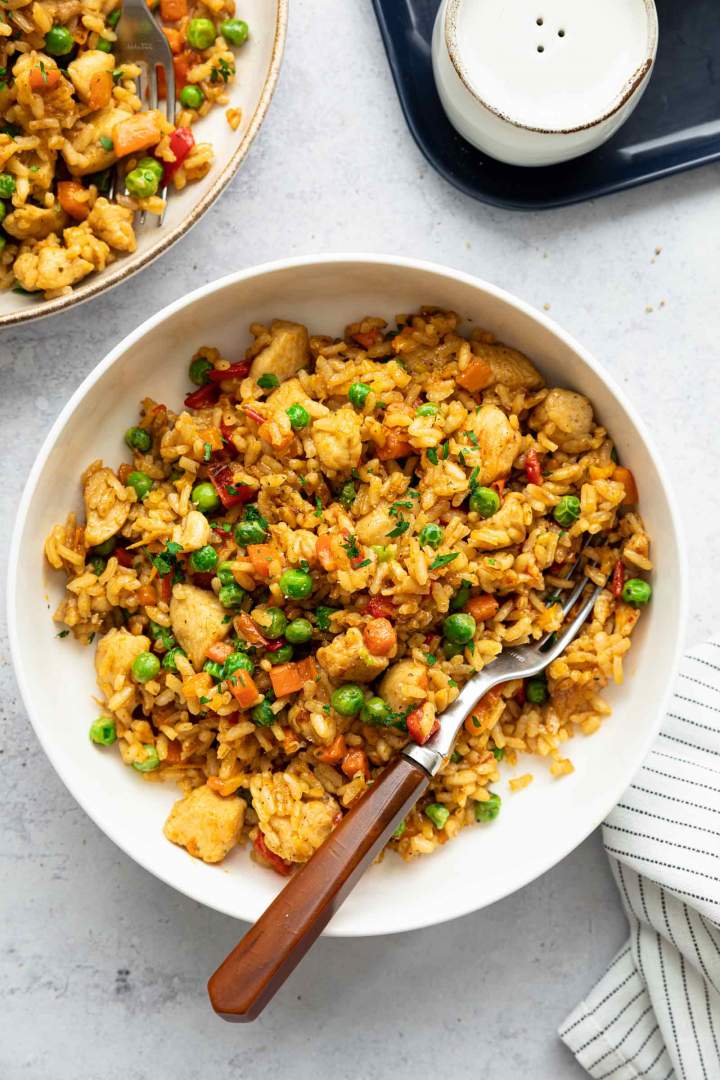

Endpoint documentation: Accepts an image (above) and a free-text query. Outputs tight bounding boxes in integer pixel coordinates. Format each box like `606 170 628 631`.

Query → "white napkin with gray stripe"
559 641 720 1079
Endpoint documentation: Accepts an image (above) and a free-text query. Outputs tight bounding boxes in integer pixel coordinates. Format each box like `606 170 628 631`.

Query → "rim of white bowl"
0 0 287 329
7 254 688 936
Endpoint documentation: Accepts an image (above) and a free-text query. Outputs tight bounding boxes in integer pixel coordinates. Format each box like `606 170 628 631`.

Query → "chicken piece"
379 659 429 715
63 223 111 271
61 105 133 176
83 465 131 546
170 583 231 670
265 377 328 420
249 320 310 383
355 503 395 546
312 407 363 474
316 626 390 684
469 492 527 551
473 342 544 391
87 197 136 252
250 772 339 863
13 237 95 293
95 627 150 700
176 509 211 552
470 404 521 485
530 388 594 440
3 204 67 241
422 460 470 499
66 49 115 104
164 784 245 864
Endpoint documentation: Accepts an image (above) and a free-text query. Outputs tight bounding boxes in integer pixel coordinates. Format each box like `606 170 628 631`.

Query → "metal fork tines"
109 0 175 225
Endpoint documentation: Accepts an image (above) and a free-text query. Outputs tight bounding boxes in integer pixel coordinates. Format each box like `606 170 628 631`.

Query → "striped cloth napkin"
559 640 720 1079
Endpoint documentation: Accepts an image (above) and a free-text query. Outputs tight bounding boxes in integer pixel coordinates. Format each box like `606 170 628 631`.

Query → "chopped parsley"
406 488 421 499
203 442 212 462
466 431 478 446
88 632 95 644
99 134 113 151
544 593 561 607
210 57 234 83
315 606 337 631
150 540 184 581
222 614 232 623
486 558 497 567
257 373 279 389
492 747 505 761
441 441 450 460
342 534 360 559
430 552 459 571
458 449 467 467
56 629 70 638
427 448 438 466
356 558 371 569
314 496 323 518
425 653 437 666
386 519 409 539
299 559 310 572
390 500 413 516
468 466 479 490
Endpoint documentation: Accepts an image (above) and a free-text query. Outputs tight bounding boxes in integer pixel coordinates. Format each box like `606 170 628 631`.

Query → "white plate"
8 255 687 936
0 0 287 328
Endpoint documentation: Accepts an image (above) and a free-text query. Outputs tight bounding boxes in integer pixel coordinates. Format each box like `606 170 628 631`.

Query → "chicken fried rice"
0 0 250 298
44 308 653 873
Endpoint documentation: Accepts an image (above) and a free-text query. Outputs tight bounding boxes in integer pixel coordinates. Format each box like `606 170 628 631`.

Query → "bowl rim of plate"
0 0 288 330
7 253 688 935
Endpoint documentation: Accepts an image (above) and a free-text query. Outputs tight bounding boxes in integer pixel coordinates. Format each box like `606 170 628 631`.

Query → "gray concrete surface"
1 2 718 1076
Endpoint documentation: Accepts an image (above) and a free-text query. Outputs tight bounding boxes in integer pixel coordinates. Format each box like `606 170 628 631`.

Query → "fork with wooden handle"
208 566 603 1022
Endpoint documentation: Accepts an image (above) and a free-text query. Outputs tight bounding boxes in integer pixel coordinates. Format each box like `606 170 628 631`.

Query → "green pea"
338 480 356 509
96 36 113 52
267 644 293 665
360 696 390 725
219 583 245 609
89 556 106 576
286 403 310 430
44 25 74 55
443 612 476 645
89 717 116 745
148 621 174 648
191 481 219 512
622 578 652 606
124 425 152 452
234 519 267 546
251 698 275 726
189 355 213 386
419 523 443 549
331 684 364 717
449 581 472 612
279 568 313 599
186 16 216 49
127 471 152 500
254 607 287 639
443 641 465 659
135 157 163 184
125 167 159 199
220 17 249 45
131 651 160 683
180 84 204 109
162 646 185 671
256 373 279 389
224 652 253 676
91 537 117 557
0 173 16 198
415 403 438 416
474 792 501 822
132 745 160 772
424 803 450 830
553 495 581 527
189 544 218 572
526 677 547 705
469 487 500 518
285 618 313 644
348 382 371 409
204 660 225 680
371 545 393 563
217 561 235 586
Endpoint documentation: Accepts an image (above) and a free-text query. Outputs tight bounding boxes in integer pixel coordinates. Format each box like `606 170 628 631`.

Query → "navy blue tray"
372 0 720 210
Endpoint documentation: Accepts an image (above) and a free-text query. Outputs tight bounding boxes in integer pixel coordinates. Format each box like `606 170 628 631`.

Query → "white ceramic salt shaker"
432 0 658 167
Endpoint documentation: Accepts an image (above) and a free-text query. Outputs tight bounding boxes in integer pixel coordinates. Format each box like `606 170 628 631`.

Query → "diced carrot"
315 534 338 571
29 66 61 92
456 357 492 392
206 641 234 663
235 612 269 647
341 749 370 780
463 688 502 735
317 735 347 764
162 26 184 53
269 657 317 698
614 466 638 505
113 546 134 568
136 584 157 606
227 668 262 709
362 618 397 657
112 113 162 158
353 329 381 349
253 832 293 876
466 594 499 622
159 574 172 604
491 477 506 497
247 543 277 578
87 69 113 111
207 774 244 796
57 180 90 221
377 429 413 461
589 464 616 481
406 705 439 746
160 0 187 20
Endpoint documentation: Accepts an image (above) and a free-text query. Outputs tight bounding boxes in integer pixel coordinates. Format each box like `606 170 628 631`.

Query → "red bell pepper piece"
524 448 543 485
612 560 626 599
184 383 220 409
191 572 215 590
208 361 250 383
243 405 265 424
158 574 172 604
406 706 439 746
366 596 396 620
219 420 240 459
515 684 526 706
207 463 257 509
113 546 134 568
264 639 286 653
163 126 195 185
253 832 293 876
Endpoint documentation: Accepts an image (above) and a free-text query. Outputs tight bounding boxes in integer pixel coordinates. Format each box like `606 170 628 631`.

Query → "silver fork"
208 554 605 1022
110 0 175 224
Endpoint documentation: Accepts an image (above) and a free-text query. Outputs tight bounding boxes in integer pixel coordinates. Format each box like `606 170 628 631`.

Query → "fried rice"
0 0 249 299
44 308 653 873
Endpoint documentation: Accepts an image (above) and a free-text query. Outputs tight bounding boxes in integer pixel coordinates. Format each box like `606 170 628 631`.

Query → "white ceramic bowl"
0 0 286 328
432 0 658 167
8 255 686 936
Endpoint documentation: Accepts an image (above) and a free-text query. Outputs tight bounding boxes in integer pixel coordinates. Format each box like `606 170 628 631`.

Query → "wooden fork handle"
207 754 431 1021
